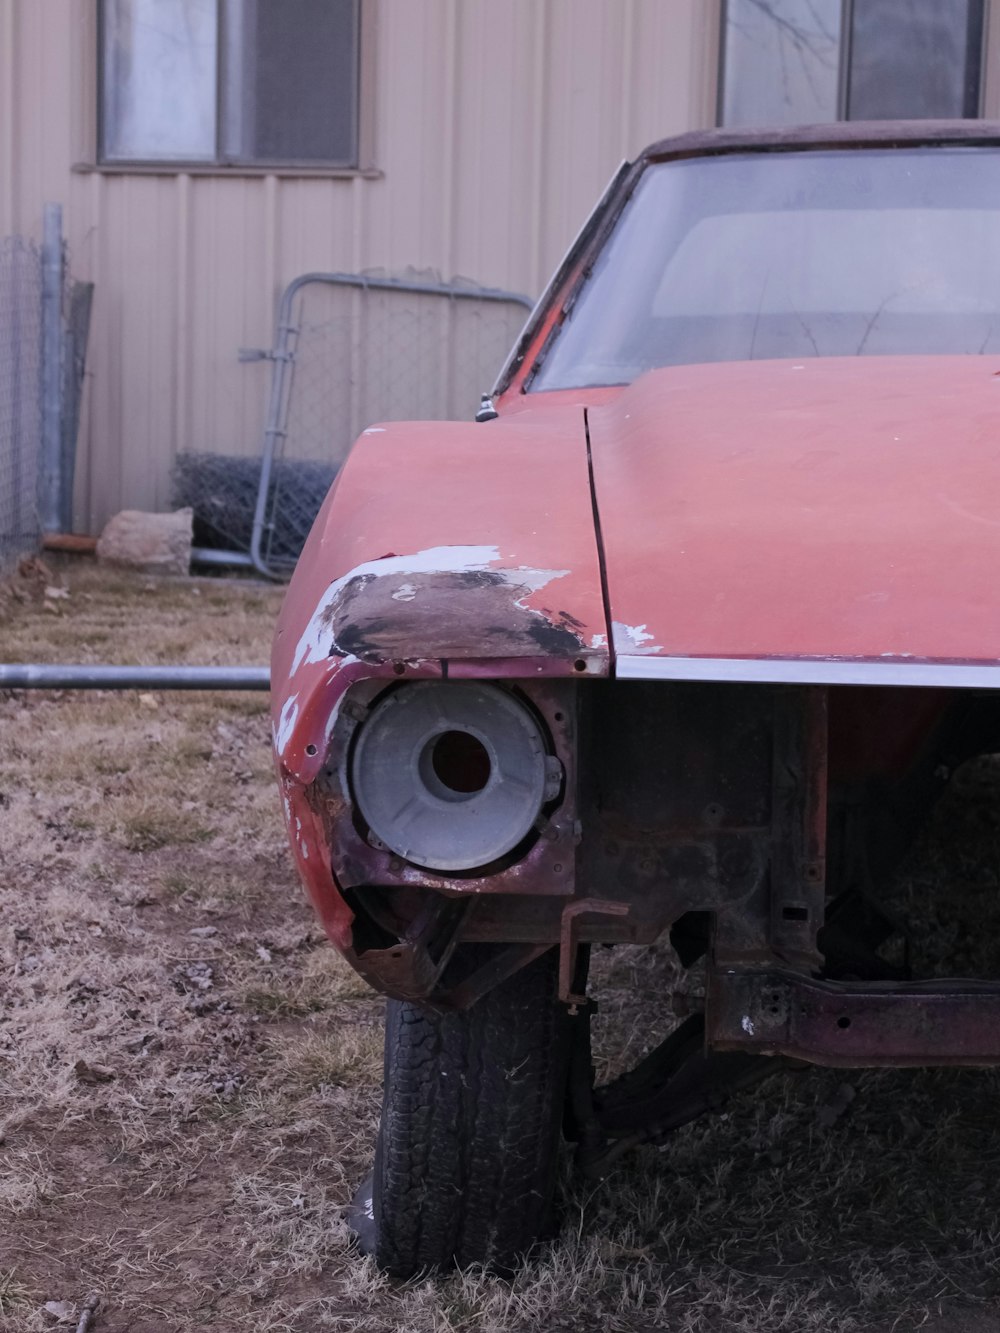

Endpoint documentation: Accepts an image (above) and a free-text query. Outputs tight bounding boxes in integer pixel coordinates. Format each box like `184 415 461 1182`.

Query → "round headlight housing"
350 682 556 872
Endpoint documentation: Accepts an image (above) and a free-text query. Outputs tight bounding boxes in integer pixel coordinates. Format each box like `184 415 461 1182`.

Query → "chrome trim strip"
615 655 1000 688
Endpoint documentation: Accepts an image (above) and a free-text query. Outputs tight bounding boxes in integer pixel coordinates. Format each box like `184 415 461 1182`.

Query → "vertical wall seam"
529 0 549 294
441 0 457 280
264 173 278 332
81 167 103 529
982 0 1000 117
440 0 459 417
699 0 723 128
174 172 191 466
2 1 17 232
620 0 636 159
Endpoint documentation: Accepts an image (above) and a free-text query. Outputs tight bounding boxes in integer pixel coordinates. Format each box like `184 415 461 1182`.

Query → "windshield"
531 148 1000 390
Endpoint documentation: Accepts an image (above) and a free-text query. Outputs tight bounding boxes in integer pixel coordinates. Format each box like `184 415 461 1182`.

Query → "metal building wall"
0 0 720 534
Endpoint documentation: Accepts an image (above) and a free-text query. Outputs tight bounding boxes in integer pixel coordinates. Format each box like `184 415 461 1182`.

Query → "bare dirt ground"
2 558 1000 1332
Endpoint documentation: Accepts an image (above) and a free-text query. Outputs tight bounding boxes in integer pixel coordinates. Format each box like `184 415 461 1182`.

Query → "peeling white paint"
392 582 418 601
275 694 300 756
741 1015 756 1036
510 566 570 611
613 621 662 654
590 632 608 650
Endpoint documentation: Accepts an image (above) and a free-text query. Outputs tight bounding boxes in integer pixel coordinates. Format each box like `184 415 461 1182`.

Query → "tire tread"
374 950 568 1275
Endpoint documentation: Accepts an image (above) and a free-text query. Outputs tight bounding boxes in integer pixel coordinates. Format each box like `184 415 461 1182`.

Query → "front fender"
271 405 610 967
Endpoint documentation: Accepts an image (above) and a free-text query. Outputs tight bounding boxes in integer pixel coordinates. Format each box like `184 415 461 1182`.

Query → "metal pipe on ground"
0 665 270 691
190 547 256 568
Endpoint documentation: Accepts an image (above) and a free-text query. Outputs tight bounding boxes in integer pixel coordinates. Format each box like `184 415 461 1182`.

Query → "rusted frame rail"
708 969 1000 1066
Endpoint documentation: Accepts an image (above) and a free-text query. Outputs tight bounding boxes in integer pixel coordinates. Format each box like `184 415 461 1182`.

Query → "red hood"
587 357 1000 684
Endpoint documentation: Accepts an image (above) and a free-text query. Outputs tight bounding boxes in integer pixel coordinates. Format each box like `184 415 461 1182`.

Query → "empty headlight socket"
316 677 579 889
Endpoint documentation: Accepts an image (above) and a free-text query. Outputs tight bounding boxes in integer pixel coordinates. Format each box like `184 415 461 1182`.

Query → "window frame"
716 0 989 126
93 0 375 175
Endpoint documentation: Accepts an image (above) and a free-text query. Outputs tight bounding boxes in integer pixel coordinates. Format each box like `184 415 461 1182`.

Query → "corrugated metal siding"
1 0 719 533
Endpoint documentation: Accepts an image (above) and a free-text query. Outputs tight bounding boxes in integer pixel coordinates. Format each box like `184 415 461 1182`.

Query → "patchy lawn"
1 559 1000 1333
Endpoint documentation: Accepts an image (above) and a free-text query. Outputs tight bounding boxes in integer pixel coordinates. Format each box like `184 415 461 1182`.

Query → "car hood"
587 356 1000 685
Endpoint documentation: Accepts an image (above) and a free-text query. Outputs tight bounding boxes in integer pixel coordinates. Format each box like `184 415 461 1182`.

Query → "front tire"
370 949 571 1276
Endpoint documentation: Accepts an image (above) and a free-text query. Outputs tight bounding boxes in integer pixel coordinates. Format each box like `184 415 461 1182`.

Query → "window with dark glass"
719 0 986 126
100 0 361 168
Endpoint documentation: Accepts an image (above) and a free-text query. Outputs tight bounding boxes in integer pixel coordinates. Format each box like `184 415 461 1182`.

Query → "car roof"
641 119 1000 164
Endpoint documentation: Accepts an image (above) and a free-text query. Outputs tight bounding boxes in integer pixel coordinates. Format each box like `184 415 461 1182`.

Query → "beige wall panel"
627 1 720 150
0 0 19 232
4 0 720 531
365 0 455 275
274 178 363 277
93 177 179 513
3 0 74 235
186 178 273 467
447 2 545 292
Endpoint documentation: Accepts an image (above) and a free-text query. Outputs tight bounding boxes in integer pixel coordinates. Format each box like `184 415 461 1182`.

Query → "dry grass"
2 558 1000 1332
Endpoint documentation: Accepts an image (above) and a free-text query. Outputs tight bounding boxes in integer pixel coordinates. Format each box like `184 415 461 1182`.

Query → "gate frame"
236 271 532 579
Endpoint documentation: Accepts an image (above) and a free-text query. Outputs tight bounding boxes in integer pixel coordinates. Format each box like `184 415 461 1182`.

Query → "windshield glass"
531 148 1000 390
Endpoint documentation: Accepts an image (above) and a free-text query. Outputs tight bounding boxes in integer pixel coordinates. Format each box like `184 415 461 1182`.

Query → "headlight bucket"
350 682 560 872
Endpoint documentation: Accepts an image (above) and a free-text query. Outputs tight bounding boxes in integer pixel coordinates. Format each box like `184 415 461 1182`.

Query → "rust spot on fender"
322 568 586 663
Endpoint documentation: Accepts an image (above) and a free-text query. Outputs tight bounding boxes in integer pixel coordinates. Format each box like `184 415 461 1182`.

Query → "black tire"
372 949 571 1277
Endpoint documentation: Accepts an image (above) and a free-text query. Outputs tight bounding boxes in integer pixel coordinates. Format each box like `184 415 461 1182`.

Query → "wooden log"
42 533 98 554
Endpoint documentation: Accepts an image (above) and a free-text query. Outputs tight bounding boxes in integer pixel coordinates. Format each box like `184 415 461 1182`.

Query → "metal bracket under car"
567 961 1000 1178
563 884 1000 1175
568 1008 789 1180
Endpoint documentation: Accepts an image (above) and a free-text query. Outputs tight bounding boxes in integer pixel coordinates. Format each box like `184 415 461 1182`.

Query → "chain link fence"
174 270 532 577
0 235 43 577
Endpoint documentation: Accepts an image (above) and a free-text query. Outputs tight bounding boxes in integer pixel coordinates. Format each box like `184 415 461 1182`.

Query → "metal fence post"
39 202 64 534
0 235 44 576
59 279 94 533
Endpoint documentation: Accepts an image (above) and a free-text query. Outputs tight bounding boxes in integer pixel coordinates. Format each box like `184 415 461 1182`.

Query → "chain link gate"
176 272 532 579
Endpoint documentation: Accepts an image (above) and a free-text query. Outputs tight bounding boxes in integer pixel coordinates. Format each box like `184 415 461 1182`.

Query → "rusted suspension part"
569 1013 787 1179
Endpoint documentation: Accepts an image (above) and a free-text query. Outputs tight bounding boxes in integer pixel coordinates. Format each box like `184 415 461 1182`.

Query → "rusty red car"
272 120 1000 1276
